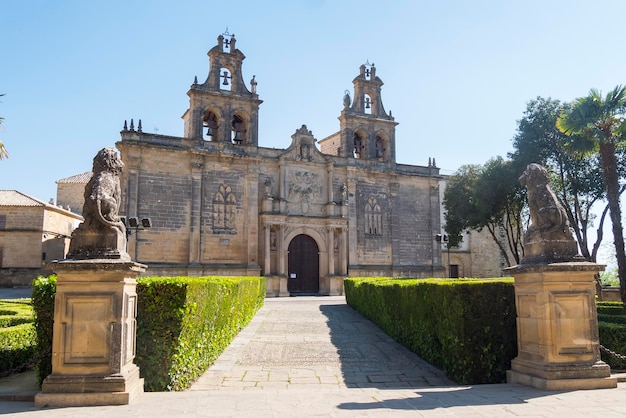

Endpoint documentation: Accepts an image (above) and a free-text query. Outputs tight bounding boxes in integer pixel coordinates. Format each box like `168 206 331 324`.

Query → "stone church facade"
116 32 461 297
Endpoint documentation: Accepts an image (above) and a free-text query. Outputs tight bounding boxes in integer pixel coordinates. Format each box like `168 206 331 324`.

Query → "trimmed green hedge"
345 277 517 385
31 276 57 385
597 301 626 370
32 275 265 391
599 321 626 370
597 301 625 316
0 299 36 375
136 276 265 391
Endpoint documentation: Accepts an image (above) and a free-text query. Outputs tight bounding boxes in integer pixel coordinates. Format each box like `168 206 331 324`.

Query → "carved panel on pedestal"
63 294 113 365
551 292 593 358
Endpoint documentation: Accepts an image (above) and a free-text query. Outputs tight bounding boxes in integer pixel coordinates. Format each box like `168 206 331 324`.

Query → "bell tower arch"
338 62 397 163
183 30 263 146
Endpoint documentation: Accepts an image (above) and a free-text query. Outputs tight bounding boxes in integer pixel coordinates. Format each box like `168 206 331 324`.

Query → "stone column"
506 262 617 390
340 227 348 275
189 158 203 264
277 224 289 297
263 223 271 274
327 226 335 276
35 259 147 407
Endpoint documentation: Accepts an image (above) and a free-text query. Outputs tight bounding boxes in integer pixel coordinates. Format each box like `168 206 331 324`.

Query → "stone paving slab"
2 296 626 417
190 296 452 391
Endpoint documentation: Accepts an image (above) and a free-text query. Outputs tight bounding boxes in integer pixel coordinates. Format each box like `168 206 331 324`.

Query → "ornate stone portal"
35 148 146 407
506 164 617 390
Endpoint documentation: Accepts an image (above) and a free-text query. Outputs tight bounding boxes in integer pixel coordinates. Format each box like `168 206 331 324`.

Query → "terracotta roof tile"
56 171 92 184
0 190 47 207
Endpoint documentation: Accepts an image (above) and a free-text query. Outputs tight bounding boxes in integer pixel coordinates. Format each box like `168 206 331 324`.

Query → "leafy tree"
443 157 525 266
510 97 618 262
0 93 7 159
557 86 626 307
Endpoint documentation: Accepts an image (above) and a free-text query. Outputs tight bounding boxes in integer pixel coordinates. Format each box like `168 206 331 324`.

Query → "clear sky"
1 0 625 258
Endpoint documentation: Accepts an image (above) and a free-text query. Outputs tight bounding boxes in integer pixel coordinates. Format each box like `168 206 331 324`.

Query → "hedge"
597 301 626 370
32 275 265 391
136 276 265 391
0 299 36 375
31 276 57 385
345 277 517 384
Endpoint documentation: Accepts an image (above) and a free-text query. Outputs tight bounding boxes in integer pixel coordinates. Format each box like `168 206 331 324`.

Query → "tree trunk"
598 141 626 310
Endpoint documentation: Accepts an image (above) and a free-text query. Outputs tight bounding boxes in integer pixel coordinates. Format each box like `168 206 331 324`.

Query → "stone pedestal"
506 262 617 390
328 276 344 296
279 275 290 297
35 259 147 407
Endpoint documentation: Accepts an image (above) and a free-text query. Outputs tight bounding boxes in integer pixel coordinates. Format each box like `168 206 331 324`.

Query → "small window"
220 68 232 91
353 133 364 159
203 111 219 140
375 136 384 159
364 94 372 115
231 115 245 144
0 215 6 230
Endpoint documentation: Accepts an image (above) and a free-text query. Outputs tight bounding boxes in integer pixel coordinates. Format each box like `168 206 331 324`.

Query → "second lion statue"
518 163 580 264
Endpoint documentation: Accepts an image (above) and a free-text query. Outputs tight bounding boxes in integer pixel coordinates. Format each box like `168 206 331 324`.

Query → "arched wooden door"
287 234 320 293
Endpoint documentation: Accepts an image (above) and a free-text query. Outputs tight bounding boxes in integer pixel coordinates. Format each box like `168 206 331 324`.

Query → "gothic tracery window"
213 184 237 234
365 196 382 236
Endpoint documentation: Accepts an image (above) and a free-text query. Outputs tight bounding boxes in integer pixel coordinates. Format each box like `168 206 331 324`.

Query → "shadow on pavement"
319 302 455 389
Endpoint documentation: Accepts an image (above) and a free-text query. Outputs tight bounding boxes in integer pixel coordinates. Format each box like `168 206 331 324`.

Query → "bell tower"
183 30 262 146
338 62 397 163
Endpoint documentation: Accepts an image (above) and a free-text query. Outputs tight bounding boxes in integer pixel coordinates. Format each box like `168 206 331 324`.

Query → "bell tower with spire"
182 30 262 146
337 62 397 163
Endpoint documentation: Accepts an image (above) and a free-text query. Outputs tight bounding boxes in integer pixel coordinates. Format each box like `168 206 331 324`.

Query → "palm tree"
557 85 626 307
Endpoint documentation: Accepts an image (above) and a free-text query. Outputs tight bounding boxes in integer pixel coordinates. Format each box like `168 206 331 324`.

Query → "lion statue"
519 163 579 263
67 147 129 260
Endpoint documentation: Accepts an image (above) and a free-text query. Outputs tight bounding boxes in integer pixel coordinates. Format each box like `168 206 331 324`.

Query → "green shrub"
596 301 625 316
345 277 517 385
136 276 265 391
598 321 626 370
0 299 36 375
32 275 265 391
0 323 37 374
32 276 57 386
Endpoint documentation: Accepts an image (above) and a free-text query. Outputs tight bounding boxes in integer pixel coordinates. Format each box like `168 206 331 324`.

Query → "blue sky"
1 0 625 263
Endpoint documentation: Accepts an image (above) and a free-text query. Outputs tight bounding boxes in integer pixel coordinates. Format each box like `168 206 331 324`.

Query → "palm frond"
604 85 626 111
0 140 8 160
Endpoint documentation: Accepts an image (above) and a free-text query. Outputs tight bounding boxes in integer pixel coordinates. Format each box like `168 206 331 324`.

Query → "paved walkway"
1 296 626 416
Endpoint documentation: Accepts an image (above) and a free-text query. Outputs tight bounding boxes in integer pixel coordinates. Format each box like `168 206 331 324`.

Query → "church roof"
56 171 92 184
0 190 48 207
